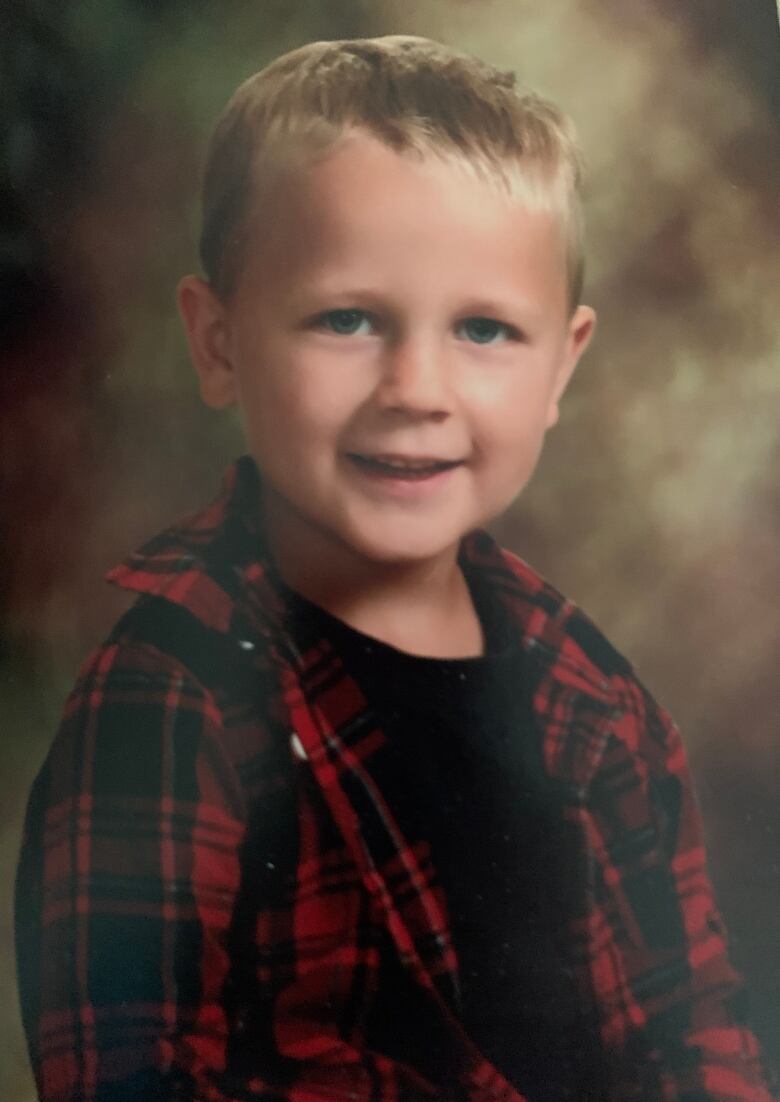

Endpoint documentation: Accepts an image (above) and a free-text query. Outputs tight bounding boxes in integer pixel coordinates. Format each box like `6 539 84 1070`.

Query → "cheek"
469 400 554 501
240 373 359 464
472 388 549 452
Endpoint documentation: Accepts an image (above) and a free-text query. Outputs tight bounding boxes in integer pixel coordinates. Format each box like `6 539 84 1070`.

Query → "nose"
374 334 452 420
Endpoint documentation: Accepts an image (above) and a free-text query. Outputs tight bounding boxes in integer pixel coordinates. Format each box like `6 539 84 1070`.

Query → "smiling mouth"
346 453 464 480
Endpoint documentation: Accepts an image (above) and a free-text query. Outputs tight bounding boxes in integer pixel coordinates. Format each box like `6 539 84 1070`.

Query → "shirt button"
290 731 308 760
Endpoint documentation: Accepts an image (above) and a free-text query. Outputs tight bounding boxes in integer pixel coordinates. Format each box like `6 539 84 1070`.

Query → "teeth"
381 460 435 471
357 455 454 470
349 453 458 478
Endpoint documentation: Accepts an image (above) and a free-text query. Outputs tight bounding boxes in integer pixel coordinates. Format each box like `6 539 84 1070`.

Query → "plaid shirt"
16 456 776 1102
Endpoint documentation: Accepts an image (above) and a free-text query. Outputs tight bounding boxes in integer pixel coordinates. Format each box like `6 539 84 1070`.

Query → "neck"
261 495 484 659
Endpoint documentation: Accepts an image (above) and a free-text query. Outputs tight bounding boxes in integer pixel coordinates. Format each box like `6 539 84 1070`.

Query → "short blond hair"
200 35 585 309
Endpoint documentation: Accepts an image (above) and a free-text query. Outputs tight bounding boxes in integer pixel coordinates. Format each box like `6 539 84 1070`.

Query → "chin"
343 527 465 568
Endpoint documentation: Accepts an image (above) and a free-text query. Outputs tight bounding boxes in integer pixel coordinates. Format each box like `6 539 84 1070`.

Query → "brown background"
2 2 779 1097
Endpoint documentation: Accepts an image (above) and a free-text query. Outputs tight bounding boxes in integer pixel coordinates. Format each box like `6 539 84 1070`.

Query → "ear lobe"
545 304 596 428
177 275 238 409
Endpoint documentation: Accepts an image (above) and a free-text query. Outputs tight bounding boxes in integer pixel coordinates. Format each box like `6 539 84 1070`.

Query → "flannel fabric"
15 456 777 1102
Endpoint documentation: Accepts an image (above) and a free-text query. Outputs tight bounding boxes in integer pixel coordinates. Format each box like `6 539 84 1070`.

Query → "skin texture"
178 131 595 655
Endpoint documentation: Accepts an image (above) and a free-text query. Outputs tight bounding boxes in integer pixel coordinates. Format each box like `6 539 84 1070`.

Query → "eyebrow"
296 285 542 313
456 296 544 327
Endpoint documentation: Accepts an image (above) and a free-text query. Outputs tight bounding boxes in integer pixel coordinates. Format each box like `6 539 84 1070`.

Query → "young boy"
15 35 776 1102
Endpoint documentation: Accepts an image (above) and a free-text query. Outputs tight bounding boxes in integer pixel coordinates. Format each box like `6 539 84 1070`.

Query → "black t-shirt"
283 574 604 1100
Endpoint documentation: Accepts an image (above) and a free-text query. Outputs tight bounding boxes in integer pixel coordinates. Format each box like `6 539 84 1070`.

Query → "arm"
597 681 778 1101
14 638 432 1102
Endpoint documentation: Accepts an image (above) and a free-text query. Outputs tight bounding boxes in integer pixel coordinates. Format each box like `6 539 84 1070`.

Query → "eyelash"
315 309 374 337
313 309 521 345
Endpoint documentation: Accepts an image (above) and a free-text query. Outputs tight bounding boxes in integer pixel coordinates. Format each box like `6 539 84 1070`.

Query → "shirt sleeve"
14 638 433 1102
605 681 778 1101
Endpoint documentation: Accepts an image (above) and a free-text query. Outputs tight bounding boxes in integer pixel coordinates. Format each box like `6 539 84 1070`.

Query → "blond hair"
200 35 585 309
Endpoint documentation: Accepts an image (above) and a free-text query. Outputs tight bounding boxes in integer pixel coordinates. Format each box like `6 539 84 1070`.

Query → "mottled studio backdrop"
2 2 779 1097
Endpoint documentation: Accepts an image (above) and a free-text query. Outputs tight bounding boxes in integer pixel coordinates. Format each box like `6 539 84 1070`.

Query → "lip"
347 452 465 468
343 451 465 495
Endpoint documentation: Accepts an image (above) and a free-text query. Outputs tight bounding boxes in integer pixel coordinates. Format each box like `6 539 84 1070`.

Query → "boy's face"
179 132 594 574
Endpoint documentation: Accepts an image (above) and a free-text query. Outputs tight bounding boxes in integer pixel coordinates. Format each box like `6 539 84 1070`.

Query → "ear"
177 275 238 409
546 304 596 428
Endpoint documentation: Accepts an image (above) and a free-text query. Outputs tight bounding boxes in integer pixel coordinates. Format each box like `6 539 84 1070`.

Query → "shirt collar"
108 454 620 766
106 456 275 632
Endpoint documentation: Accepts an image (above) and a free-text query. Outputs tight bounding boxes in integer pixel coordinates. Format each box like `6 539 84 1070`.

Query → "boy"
15 35 776 1102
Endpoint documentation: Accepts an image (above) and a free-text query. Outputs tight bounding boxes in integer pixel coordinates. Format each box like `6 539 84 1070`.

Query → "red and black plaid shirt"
16 457 777 1101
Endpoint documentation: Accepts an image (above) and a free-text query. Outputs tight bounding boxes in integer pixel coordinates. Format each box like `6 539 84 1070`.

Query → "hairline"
210 127 584 314
200 39 585 312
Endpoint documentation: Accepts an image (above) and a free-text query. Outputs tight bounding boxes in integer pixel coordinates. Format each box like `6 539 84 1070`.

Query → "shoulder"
53 596 281 785
468 535 684 789
103 596 260 699
483 539 634 682
510 550 680 757
52 603 228 769
63 599 229 709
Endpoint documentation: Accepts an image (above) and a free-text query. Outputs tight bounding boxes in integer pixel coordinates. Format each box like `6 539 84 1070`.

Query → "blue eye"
458 317 512 345
319 309 372 336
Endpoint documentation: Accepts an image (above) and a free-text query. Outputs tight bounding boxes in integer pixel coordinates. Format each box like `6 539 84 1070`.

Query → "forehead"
240 134 569 312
